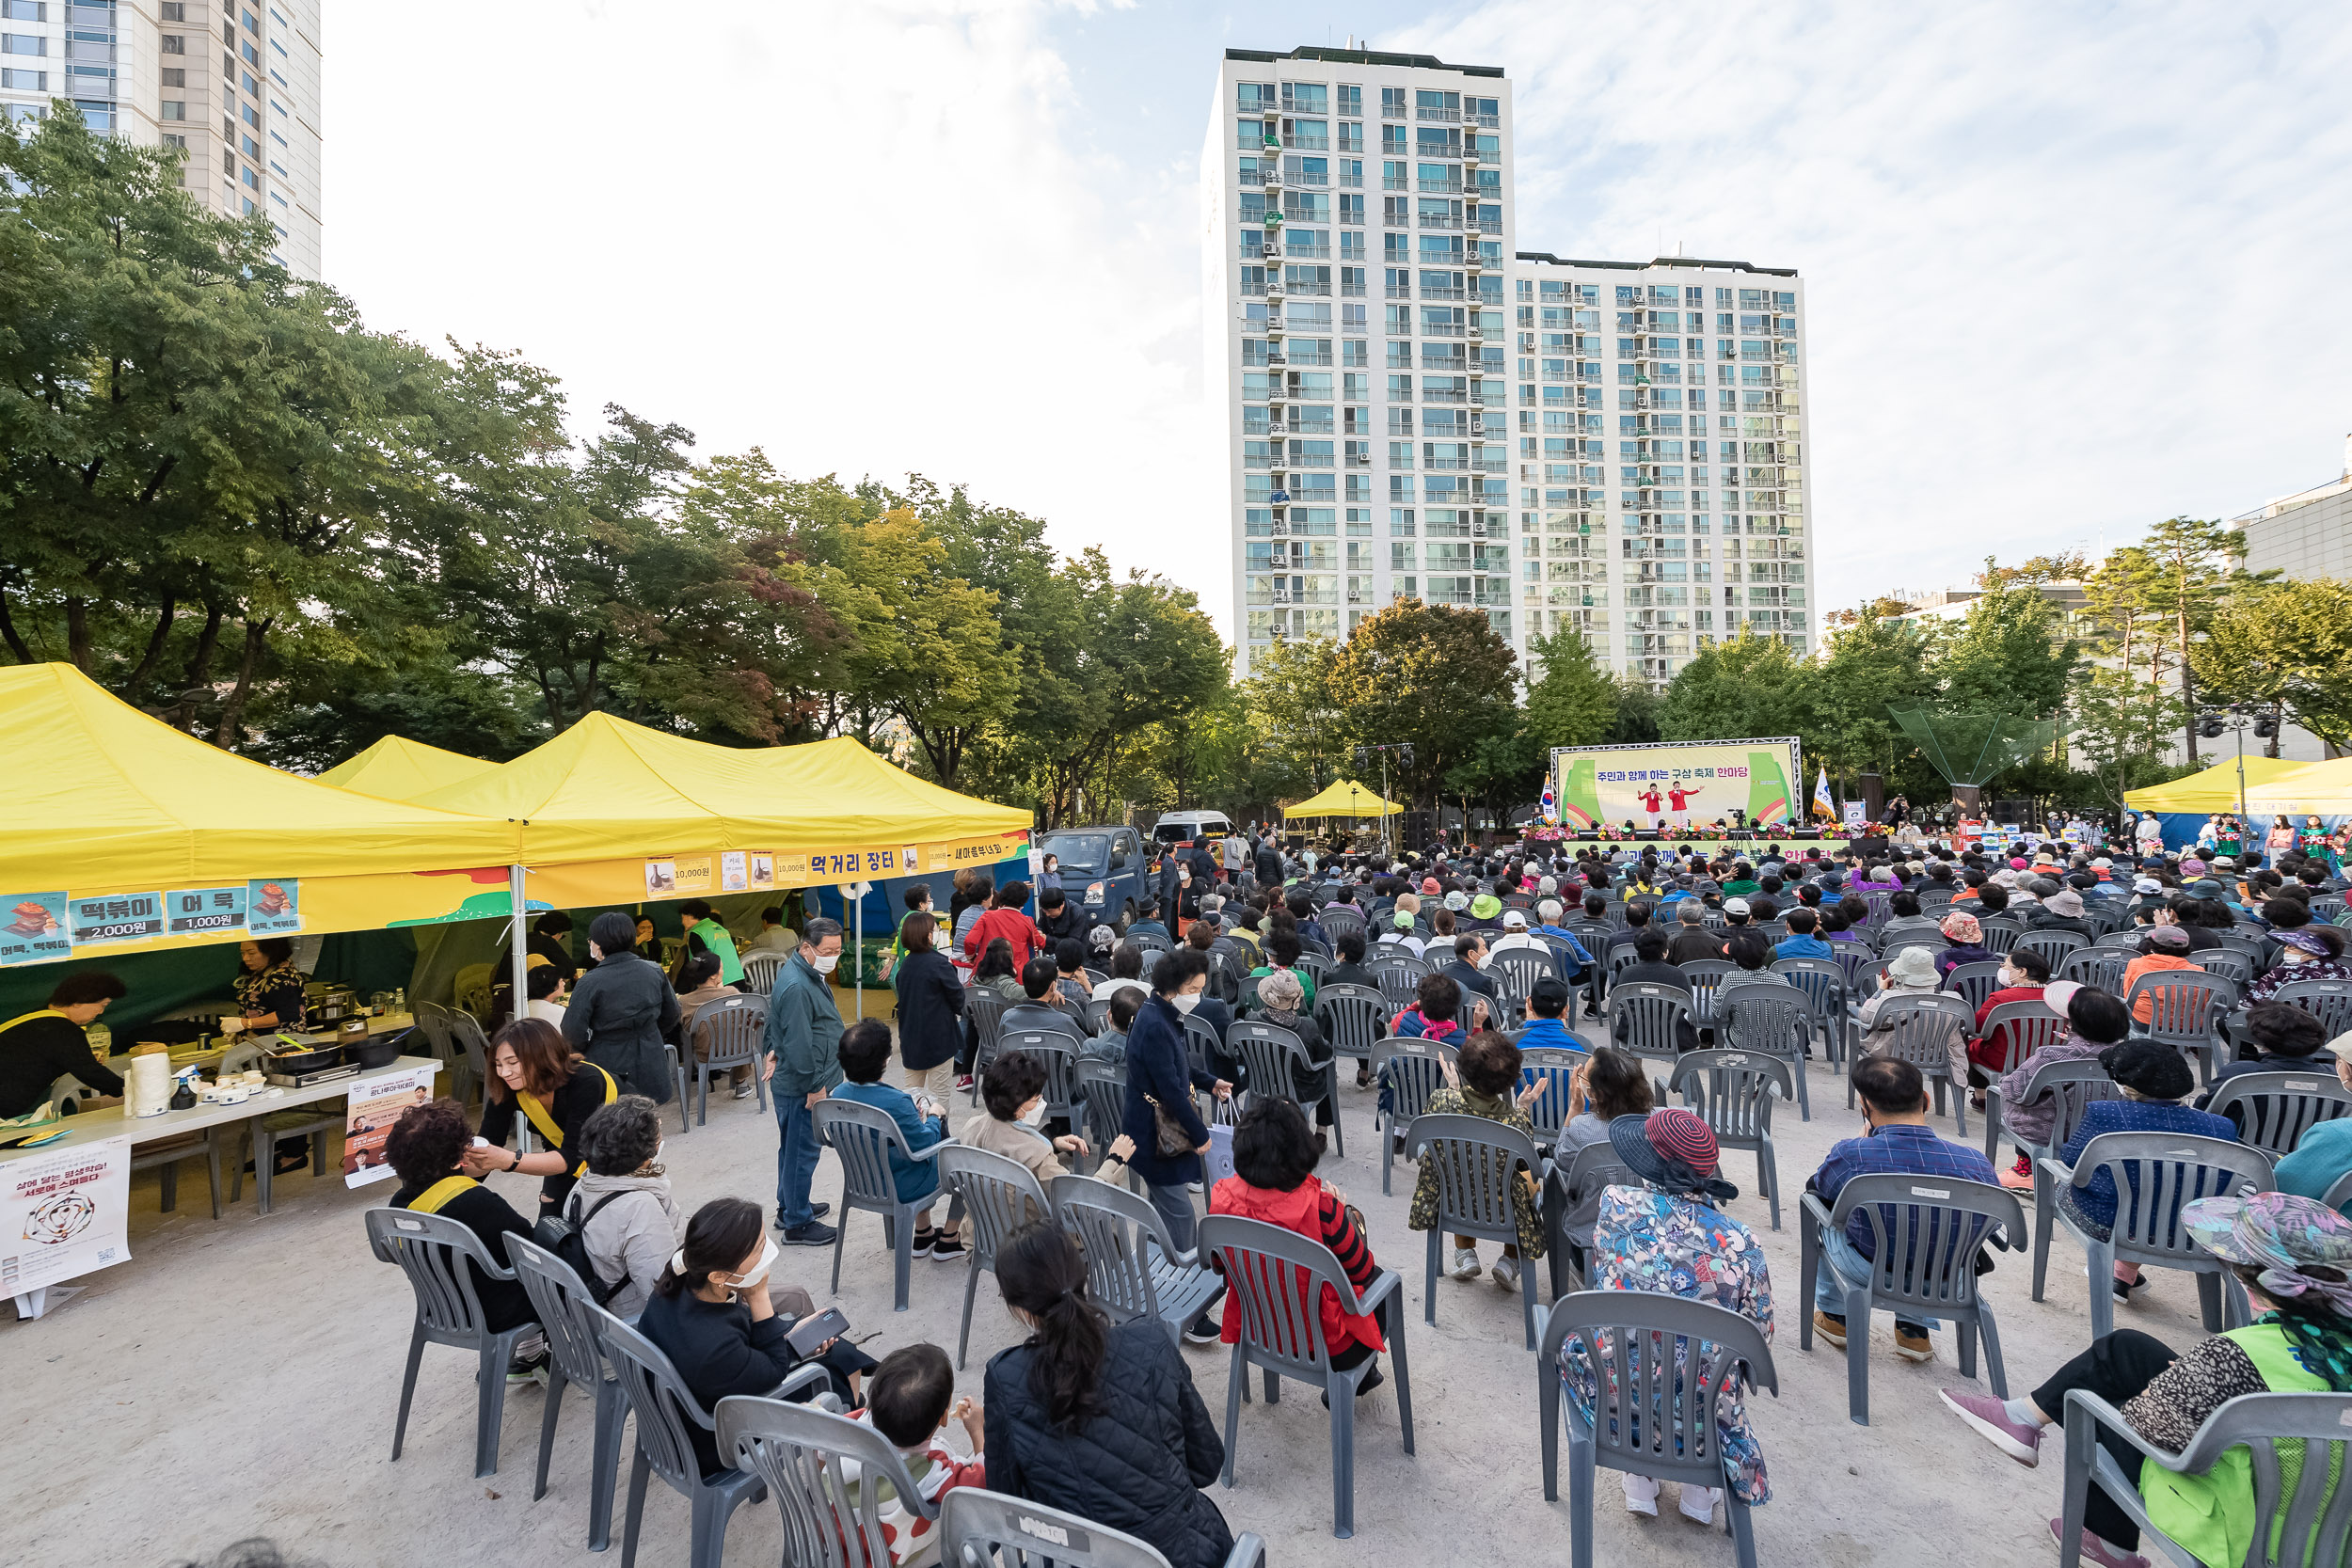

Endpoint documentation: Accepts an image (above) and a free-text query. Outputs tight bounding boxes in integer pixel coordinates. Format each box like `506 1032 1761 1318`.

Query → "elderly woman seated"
1250 967 1336 1128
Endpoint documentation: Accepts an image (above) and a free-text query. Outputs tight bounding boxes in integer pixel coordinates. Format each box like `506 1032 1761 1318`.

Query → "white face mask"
811 952 840 975
1018 1098 1047 1128
1171 992 1201 1015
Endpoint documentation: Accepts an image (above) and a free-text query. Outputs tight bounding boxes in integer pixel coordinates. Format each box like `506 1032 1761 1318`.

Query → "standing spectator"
982 1227 1236 1568
1221 829 1248 883
562 911 681 1103
1561 1108 1773 1524
963 881 1048 970
1808 1055 1997 1365
1408 1030 1548 1291
677 898 743 986
1119 947 1233 1338
892 911 967 1108
875 884 937 985
761 916 845 1246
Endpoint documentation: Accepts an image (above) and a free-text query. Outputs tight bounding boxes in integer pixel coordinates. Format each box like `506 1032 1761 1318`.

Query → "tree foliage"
1325 601 1518 808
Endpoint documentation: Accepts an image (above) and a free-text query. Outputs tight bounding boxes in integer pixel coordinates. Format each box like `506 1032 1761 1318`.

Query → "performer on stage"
1636 783 1665 832
1666 781 1704 832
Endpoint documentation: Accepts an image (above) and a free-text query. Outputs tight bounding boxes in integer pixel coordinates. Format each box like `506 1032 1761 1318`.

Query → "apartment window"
267 158 283 177
160 131 184 148
242 100 258 127
158 31 183 53
159 98 183 118
1 33 47 55
241 7 258 31
269 35 285 56
1 0 45 18
268 4 287 24
0 66 43 87
240 68 257 94
160 65 184 85
240 39 258 65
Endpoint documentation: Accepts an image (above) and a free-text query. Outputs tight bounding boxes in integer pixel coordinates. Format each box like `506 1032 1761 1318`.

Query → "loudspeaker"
1401 810 1434 853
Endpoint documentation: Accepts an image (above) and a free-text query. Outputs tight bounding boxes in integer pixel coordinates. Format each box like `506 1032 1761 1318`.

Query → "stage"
1518 835 1861 859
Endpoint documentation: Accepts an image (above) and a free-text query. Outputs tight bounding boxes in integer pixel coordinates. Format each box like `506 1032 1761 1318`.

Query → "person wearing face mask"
2246 926 2352 1004
1120 948 1234 1338
639 1196 880 1478
761 916 848 1246
561 910 682 1102
831 1019 967 1261
570 1094 681 1322
964 1048 1136 1182
1968 946 2052 1088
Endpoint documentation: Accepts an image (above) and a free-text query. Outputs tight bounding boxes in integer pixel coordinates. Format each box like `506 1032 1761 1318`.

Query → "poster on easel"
342 1065 437 1187
0 1134 132 1298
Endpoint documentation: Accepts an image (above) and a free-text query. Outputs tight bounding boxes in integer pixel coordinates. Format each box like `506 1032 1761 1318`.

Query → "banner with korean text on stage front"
1548 738 1804 834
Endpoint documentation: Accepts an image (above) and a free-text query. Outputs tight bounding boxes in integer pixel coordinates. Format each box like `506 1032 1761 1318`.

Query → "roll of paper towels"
128 1053 173 1117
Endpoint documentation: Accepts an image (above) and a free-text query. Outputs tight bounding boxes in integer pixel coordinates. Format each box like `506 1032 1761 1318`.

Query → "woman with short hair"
386 1098 544 1377
560 911 680 1101
893 910 967 1104
1407 1029 1547 1291
570 1094 679 1321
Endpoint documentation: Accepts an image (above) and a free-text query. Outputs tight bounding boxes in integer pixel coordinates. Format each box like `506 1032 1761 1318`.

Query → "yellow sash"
0 1008 69 1036
407 1175 477 1214
517 1063 617 1178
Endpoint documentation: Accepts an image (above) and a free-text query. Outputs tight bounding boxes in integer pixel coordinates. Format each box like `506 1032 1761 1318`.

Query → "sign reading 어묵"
165 885 249 937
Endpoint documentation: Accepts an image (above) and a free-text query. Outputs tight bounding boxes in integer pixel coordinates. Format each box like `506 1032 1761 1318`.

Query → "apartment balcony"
1382 213 1407 230
1418 214 1463 230
1382 175 1408 191
1241 282 1266 298
1341 281 1366 297
1385 284 1412 299
1475 216 1502 233
1288 347 1333 365
1381 103 1405 119
1240 169 1264 187
1422 388 1468 404
1285 244 1331 260
1422 322 1465 338
1417 177 1462 195
1418 106 1461 122
1282 134 1329 150
1421 283 1465 300
1290 170 1327 188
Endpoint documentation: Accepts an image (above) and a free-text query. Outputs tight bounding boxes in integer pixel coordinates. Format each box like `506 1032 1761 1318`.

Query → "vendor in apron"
461 1016 618 1213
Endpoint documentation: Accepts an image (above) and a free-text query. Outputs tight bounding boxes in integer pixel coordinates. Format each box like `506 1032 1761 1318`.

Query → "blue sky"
331 2 2352 641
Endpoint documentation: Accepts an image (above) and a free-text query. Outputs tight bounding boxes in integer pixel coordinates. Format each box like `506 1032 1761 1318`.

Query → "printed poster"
644 859 677 895
0 892 71 967
721 851 748 893
748 853 775 890
342 1064 437 1188
0 1133 132 1295
1842 800 1867 830
67 891 165 947
246 878 302 936
166 885 248 938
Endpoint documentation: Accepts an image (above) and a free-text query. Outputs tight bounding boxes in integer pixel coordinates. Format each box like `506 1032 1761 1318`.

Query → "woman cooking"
462 1016 619 1213
231 938 306 1031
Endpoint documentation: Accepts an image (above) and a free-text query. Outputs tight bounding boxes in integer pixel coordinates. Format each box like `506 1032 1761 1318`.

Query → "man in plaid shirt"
1808 1054 1997 1365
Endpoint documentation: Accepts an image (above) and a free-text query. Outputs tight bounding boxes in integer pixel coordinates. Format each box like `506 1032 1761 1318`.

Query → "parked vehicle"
1041 825 1150 932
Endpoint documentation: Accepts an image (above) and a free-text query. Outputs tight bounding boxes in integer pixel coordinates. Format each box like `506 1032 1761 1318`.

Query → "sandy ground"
5 1011 2224 1568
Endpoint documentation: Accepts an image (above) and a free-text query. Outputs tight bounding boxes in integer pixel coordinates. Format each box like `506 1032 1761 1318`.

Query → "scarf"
2257 1308 2352 1392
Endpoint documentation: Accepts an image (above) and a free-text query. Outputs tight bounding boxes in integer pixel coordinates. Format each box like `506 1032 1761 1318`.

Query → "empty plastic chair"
1197 1213 1414 1540
1798 1173 2024 1425
1538 1291 1779 1568
812 1098 953 1312
2203 1069 2352 1160
2034 1131 2276 1340
509 1235 629 1550
939 1487 1268 1568
1051 1171 1222 1348
366 1207 541 1479
1406 1113 1544 1350
936 1144 1052 1368
1721 990 1814 1122
1076 1057 1128 1165
1669 1050 1791 1230
738 952 782 997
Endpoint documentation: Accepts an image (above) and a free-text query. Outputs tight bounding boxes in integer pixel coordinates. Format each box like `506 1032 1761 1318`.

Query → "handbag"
1141 1092 1196 1159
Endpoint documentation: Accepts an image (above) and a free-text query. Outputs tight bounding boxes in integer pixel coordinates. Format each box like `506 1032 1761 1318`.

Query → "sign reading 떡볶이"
245 879 302 936
67 891 166 946
0 892 72 967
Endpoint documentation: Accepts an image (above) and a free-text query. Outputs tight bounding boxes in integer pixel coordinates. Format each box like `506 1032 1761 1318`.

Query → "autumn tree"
1325 601 1518 809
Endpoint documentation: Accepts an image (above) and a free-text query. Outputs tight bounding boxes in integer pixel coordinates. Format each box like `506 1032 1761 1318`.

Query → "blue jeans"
1813 1222 1941 1332
774 1092 823 1229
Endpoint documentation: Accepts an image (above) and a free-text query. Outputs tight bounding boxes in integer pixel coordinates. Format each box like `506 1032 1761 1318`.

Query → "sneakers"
1894 1323 1933 1363
1811 1309 1848 1349
1492 1255 1520 1292
910 1228 938 1259
955 1075 976 1091
1938 1388 2042 1466
1450 1246 1483 1281
1998 1153 2036 1193
2049 1518 2150 1568
1621 1473 1660 1517
2112 1272 2146 1302
1183 1313 1223 1346
930 1234 967 1261
505 1348 551 1386
1678 1485 1722 1525
778 1220 838 1246
732 1081 755 1100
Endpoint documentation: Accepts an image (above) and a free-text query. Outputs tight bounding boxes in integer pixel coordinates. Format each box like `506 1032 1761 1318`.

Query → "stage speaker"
1401 810 1434 853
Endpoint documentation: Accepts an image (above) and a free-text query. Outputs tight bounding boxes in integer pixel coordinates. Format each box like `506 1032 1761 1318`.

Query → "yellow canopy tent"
1283 779 1402 819
2243 758 2352 814
0 663 524 963
315 735 496 800
2123 756 2307 813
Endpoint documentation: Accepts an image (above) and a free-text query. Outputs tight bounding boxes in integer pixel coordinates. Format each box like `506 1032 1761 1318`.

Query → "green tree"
1240 636 1343 800
1805 613 1934 783
2192 578 2352 753
1657 630 1808 743
1523 626 1618 751
1325 600 1518 809
1933 567 2076 718
2139 517 2252 765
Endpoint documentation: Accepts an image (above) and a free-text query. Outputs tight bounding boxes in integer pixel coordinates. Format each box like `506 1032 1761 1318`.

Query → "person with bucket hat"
2057 1040 2234 1303
1940 1191 2352 1568
1557 1107 1772 1525
1989 981 2130 1189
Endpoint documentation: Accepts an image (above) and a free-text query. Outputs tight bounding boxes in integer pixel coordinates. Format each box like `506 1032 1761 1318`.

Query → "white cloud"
327 0 1212 608
1381 1 2352 610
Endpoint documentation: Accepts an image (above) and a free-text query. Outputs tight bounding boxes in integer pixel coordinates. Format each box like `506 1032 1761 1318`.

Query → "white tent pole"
853 885 864 1021
508 863 530 1026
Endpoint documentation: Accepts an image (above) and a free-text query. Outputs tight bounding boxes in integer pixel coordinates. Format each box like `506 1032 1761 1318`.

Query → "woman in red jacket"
961 879 1048 969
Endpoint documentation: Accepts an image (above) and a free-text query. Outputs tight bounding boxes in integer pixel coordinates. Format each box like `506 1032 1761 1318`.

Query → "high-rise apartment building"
1205 46 1811 685
1 0 322 277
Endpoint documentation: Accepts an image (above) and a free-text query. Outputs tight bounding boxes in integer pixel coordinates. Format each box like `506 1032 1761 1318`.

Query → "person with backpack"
565 1095 682 1322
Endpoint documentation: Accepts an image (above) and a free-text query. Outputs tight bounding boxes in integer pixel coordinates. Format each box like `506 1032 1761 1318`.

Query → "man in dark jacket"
1438 932 1499 1007
1252 836 1283 888
1037 888 1087 943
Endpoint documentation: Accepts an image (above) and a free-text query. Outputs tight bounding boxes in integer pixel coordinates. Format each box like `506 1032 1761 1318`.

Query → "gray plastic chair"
2199 949 2255 989
1943 960 2008 1014
2059 948 2131 994
1670 1049 1791 1230
1981 1055 2126 1229
1518 1045 1589 1147
508 1234 628 1550
1538 1291 1778 1568
2203 1069 2352 1160
1679 959 1733 1033
1197 1214 1414 1540
1860 996 1973 1134
1977 920 2023 956
2262 978 2352 1042
936 1143 1051 1368
1605 983 1694 1075
2036 1130 2276 1340
1369 949 1432 1010
2126 971 2236 1085
940 1487 1268 1568
2015 929 2088 970
1490 947 1553 1025
1881 929 1947 958
1976 999 2066 1079
449 1008 495 1108
599 1310 831 1568
1177 1011 1223 1081
687 992 770 1124
2094 928 2147 950
1406 1113 1543 1350
1319 907 1366 942
1798 1173 2023 1426
2058 1389 2352 1568
1545 1142 1639 1297
1051 1171 1222 1347
1370 1035 1456 1195
365 1206 540 1479
1312 982 1388 1067
1227 1019 1342 1156
966 989 1009 1078
717 1393 935 1568
413 1001 468 1101
812 1098 952 1312
1082 995 1118 1037
1721 989 1814 1121
737 951 783 996
1076 1057 1128 1164
1772 957 1851 1068
997 1031 1082 1132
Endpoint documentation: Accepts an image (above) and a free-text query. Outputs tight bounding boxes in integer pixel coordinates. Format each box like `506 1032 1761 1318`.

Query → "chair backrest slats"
1199 1215 1361 1375
1542 1291 1777 1488
1051 1173 1181 1329
939 1146 1051 1268
1371 1036 1456 1124
598 1311 719 1493
1670 1049 1788 1147
2075 1132 2276 1258
812 1100 913 1208
508 1234 610 1390
366 1207 505 1339
1406 1112 1536 1241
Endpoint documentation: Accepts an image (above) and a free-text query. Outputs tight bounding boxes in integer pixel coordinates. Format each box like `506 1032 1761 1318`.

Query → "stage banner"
1549 738 1804 833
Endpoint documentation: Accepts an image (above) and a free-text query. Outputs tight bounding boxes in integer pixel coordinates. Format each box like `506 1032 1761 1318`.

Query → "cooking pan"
260 1037 345 1075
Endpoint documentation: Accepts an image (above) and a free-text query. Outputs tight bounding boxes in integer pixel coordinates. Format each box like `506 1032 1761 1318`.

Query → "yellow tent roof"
315 735 497 800
2124 755 2310 813
1284 779 1402 818
2245 758 2352 814
409 713 1031 864
0 662 521 891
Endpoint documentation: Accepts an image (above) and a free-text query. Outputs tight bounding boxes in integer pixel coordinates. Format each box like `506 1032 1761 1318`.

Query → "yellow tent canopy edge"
1284 779 1403 819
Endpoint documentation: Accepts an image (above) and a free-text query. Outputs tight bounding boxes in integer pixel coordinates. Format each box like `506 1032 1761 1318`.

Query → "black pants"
1331 1294 1395 1375
2031 1328 2178 1548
